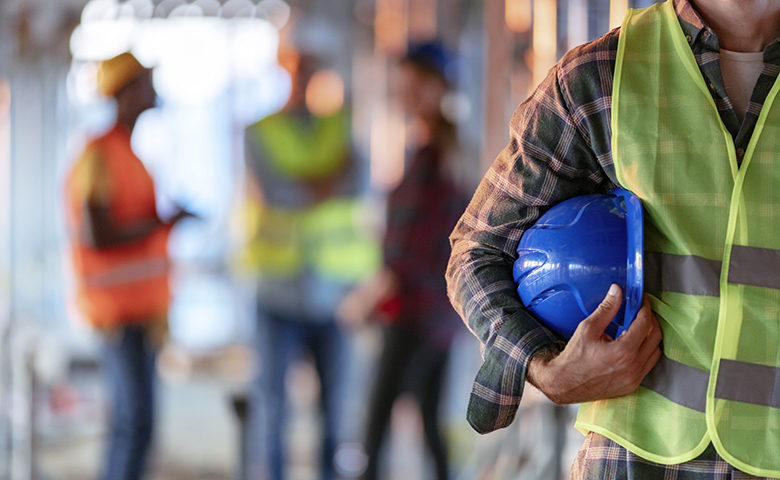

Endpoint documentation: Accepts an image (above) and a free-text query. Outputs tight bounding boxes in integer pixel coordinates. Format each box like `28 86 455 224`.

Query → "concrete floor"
31 333 580 480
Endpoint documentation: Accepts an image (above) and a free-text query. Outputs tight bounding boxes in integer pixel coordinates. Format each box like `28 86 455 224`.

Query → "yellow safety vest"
251 110 349 180
243 110 379 282
575 1 780 476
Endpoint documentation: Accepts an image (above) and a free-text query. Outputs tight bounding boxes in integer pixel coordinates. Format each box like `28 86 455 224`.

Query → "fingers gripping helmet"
513 188 644 339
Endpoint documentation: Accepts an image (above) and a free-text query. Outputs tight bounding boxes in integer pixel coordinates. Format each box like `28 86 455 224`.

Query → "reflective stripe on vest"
242 202 304 277
243 197 379 281
645 247 780 296
302 199 380 282
642 355 780 412
574 1 780 476
81 256 169 288
727 245 780 290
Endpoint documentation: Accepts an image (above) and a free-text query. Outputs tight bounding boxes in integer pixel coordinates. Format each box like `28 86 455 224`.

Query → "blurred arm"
81 204 165 249
76 149 171 249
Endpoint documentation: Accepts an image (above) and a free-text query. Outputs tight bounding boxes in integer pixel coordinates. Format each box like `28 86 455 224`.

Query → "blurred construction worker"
447 0 779 478
242 49 379 480
65 52 192 480
338 41 469 480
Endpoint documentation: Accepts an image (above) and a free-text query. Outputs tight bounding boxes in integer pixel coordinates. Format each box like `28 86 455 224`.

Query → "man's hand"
169 205 199 225
527 284 662 404
336 269 398 329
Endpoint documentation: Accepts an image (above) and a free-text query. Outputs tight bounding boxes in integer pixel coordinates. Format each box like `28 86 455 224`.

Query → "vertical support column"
0 78 10 480
409 0 437 42
369 0 408 190
481 0 513 170
567 0 589 50
531 0 557 88
609 0 628 30
0 4 14 476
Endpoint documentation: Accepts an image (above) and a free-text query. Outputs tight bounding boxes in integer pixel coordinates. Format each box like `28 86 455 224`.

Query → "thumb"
580 284 622 338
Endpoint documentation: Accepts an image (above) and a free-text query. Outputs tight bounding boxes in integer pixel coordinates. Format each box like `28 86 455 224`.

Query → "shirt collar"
674 0 719 52
674 0 780 60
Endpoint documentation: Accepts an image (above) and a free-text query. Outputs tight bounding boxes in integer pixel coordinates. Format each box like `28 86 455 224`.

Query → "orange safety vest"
66 123 170 327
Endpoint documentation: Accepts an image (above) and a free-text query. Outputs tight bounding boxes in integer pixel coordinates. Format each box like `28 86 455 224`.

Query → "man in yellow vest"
447 0 779 478
242 50 379 480
65 52 192 480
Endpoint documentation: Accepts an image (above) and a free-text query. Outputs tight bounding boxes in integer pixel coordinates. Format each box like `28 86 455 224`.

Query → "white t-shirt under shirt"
719 48 765 122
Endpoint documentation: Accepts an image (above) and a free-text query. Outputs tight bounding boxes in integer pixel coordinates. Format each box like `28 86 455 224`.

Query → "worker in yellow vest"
65 52 193 480
447 0 779 478
242 50 379 480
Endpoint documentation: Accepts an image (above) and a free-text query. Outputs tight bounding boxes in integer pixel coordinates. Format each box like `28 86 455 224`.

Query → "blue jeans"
102 325 156 480
248 309 349 480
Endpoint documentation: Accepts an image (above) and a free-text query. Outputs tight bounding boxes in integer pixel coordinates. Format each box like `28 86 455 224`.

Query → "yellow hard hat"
96 52 149 98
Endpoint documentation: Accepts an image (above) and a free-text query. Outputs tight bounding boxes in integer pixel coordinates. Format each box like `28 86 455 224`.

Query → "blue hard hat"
513 188 643 339
403 41 459 86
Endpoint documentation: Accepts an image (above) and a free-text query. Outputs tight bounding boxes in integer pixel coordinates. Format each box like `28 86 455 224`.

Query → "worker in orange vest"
65 52 192 480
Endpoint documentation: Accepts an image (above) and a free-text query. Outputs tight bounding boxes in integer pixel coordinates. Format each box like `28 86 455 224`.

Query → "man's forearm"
82 204 164 249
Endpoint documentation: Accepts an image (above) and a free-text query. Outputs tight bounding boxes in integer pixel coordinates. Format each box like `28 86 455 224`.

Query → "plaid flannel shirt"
446 0 780 435
385 143 469 348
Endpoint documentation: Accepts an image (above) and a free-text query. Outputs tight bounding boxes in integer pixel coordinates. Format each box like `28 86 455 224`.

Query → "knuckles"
611 344 642 372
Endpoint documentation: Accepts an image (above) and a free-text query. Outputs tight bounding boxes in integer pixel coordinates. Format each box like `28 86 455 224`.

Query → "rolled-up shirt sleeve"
446 42 617 433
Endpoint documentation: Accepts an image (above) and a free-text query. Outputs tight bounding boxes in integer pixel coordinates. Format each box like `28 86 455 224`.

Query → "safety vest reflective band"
242 197 380 282
641 355 780 413
242 202 304 277
80 257 169 288
574 1 780 476
728 246 780 290
645 248 780 296
302 199 381 283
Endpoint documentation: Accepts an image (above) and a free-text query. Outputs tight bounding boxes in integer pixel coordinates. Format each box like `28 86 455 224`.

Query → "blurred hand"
337 286 373 329
527 285 662 404
336 269 398 329
169 205 199 225
145 314 169 349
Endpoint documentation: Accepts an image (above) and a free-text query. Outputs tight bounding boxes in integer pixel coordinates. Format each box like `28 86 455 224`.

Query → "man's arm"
76 148 189 249
80 204 191 249
446 39 660 432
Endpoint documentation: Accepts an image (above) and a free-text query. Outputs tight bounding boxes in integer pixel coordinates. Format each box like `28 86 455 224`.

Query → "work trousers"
102 324 157 480
362 324 450 480
248 309 349 480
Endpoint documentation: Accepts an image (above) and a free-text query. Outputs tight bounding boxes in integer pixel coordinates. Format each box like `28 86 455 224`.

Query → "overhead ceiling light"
81 0 119 24
154 0 186 18
193 0 221 17
256 0 290 29
231 18 278 75
70 18 135 60
220 0 254 19
169 4 204 17
125 0 154 20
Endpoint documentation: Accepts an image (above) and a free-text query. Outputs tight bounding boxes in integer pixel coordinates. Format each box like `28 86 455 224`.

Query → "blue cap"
404 41 458 86
513 188 644 339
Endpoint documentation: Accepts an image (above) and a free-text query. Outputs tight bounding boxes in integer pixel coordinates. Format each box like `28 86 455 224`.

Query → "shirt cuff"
466 321 563 434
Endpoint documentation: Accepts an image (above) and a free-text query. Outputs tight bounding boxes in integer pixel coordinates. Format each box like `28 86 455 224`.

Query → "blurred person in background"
64 52 193 480
242 47 379 480
338 42 469 480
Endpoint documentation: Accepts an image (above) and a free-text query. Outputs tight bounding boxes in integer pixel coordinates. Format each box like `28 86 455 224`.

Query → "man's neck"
116 112 138 133
693 0 780 52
